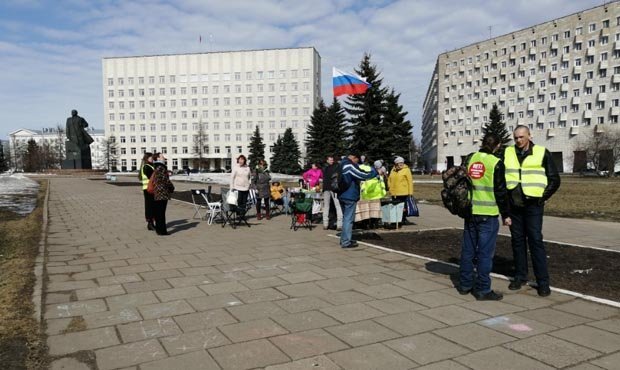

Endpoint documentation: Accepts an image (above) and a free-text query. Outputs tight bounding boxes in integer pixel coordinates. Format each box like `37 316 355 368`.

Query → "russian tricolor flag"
333 67 370 97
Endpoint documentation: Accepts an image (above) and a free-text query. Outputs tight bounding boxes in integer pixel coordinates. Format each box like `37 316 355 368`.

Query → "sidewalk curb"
32 179 50 323
327 232 620 309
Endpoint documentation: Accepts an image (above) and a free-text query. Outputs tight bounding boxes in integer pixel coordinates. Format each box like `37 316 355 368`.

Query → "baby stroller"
289 193 314 230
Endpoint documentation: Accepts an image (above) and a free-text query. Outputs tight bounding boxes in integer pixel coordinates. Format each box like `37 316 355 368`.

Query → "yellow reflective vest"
360 164 387 200
504 145 547 198
140 164 154 190
467 152 500 216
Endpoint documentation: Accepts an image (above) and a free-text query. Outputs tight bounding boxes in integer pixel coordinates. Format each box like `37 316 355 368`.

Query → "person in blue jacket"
339 152 377 248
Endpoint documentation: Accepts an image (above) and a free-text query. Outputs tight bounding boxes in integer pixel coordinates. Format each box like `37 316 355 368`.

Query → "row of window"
107 106 312 122
109 120 310 133
445 51 620 87
444 80 620 106
108 95 313 109
115 130 304 145
106 82 315 98
445 16 620 69
443 117 620 140
106 69 313 86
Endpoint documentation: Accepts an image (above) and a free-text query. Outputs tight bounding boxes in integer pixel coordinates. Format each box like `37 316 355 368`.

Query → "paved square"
43 178 620 370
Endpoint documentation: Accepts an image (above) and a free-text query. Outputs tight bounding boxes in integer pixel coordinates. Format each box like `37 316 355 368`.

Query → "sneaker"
265 215 271 220
147 223 155 231
537 285 551 297
256 214 262 220
508 279 526 290
474 290 503 301
342 241 359 249
457 287 472 295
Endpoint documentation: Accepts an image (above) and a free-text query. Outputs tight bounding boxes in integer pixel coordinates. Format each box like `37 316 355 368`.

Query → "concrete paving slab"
504 334 601 368
328 343 417 370
209 339 289 370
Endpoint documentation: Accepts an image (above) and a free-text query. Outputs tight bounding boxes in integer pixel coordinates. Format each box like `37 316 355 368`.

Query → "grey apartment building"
422 2 620 172
102 47 321 172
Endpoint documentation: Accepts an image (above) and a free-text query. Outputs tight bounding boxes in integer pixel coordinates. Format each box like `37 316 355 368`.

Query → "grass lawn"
414 175 620 222
0 181 48 369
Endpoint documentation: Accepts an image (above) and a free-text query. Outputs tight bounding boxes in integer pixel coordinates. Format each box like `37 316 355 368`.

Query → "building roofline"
439 0 619 56
102 46 320 60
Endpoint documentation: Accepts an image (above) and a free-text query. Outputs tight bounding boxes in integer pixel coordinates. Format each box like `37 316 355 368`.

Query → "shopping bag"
226 190 238 205
405 196 419 217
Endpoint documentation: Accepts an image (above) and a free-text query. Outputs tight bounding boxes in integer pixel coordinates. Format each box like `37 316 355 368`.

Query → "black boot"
147 221 155 231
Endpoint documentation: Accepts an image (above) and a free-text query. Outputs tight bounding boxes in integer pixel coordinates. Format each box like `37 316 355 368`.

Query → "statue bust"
62 109 93 169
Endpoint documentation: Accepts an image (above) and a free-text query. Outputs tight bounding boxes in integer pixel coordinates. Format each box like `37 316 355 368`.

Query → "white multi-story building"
422 2 620 172
102 47 321 172
8 127 106 170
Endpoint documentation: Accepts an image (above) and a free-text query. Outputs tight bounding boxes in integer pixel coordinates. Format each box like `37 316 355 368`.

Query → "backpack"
146 173 158 194
440 164 473 219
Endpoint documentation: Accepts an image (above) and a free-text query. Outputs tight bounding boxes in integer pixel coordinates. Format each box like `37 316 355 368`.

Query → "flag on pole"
332 67 370 97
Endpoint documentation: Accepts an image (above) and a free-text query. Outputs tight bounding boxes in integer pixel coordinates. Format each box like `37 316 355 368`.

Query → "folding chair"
221 188 251 229
190 189 209 220
199 188 223 225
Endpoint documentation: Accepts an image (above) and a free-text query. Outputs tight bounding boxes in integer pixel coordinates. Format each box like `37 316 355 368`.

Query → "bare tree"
192 120 209 172
574 126 620 175
54 124 66 167
100 136 119 171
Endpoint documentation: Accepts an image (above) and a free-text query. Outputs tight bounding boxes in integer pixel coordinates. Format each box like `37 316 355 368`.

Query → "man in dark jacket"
339 153 377 248
322 156 343 230
505 125 561 296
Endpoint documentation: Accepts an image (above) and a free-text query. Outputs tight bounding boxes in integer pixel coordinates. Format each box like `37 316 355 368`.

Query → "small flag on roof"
332 67 370 97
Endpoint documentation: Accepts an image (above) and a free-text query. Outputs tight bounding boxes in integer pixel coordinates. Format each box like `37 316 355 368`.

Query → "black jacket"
322 163 339 192
509 142 561 204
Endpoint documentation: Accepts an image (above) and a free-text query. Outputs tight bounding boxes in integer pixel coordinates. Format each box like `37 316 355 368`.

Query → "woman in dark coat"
252 159 272 220
152 153 175 235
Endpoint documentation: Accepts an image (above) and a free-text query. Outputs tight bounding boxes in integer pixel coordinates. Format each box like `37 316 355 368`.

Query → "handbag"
226 190 238 205
405 196 419 217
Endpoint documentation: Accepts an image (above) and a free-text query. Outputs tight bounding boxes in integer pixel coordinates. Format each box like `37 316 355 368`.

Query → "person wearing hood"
388 156 414 225
252 159 272 220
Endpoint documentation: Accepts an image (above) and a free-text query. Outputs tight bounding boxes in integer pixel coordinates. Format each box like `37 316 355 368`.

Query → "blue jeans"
459 215 499 294
340 199 357 247
509 203 549 286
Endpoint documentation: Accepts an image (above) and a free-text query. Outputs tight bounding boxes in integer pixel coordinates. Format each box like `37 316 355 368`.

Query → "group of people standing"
307 153 415 248
460 125 560 301
139 152 175 235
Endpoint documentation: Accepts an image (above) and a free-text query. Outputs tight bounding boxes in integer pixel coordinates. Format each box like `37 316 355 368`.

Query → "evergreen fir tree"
305 99 328 164
271 128 301 174
0 143 8 172
270 135 285 173
483 103 511 148
23 139 40 172
345 53 389 161
247 125 265 168
382 88 413 162
325 97 348 159
305 97 348 164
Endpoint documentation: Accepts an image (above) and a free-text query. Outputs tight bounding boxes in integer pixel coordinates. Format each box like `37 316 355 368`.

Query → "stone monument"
62 109 93 169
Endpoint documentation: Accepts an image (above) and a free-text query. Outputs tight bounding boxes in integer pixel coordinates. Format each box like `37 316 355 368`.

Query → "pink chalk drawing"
509 323 533 332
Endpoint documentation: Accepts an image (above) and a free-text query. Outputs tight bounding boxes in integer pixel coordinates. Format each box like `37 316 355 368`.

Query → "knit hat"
374 160 383 168
394 156 405 164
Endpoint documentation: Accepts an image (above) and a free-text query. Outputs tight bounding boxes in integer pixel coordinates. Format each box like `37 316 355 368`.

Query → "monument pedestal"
63 141 92 170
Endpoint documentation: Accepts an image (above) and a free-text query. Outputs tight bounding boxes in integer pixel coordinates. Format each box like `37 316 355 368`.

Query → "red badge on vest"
468 162 486 179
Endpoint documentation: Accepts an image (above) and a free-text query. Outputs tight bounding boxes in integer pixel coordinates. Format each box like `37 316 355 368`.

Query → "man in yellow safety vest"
459 133 511 301
504 125 561 296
